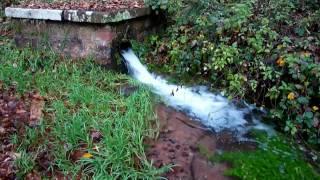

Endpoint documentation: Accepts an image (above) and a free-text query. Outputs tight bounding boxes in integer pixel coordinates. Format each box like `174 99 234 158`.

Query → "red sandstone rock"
147 104 256 179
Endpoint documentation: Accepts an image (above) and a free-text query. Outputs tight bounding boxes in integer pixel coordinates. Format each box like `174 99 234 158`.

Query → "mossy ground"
201 131 319 180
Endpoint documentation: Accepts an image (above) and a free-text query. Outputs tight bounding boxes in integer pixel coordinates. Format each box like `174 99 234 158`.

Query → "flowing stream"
121 48 271 136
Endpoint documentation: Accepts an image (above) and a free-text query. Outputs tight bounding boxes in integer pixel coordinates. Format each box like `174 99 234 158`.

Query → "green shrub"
143 0 320 145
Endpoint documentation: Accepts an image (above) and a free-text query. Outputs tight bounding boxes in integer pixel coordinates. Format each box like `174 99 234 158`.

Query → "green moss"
217 131 319 180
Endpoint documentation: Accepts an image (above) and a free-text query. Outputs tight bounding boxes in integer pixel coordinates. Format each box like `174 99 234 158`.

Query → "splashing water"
121 49 271 135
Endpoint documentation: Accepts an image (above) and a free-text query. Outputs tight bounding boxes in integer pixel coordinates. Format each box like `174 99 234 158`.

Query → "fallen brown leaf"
25 170 41 180
29 92 45 126
69 150 85 163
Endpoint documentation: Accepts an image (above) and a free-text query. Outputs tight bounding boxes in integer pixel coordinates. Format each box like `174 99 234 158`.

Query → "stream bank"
145 104 319 179
146 104 256 180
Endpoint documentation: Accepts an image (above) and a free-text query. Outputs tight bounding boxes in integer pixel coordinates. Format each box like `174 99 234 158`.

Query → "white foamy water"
121 49 271 135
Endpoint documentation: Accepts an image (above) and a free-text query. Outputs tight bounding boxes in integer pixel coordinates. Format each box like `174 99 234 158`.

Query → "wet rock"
216 131 257 152
155 104 170 130
197 134 217 153
191 155 231 180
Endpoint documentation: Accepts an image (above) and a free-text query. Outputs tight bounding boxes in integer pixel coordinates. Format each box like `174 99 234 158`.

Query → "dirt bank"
146 104 256 180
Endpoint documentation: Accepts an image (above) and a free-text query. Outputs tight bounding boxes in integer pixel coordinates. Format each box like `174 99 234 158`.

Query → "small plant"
15 151 36 178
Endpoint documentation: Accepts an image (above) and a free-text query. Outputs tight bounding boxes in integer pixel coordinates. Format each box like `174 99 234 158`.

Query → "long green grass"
0 42 167 179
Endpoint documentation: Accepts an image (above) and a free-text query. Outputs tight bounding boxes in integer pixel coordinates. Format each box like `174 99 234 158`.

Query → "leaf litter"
0 80 111 179
0 84 44 179
15 0 145 11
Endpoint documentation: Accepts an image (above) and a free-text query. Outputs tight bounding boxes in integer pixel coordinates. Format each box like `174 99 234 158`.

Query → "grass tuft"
0 40 165 178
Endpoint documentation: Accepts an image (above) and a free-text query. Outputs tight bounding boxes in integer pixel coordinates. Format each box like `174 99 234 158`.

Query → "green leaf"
294 84 304 90
296 115 303 123
304 112 313 119
291 126 297 135
294 27 305 36
297 97 309 105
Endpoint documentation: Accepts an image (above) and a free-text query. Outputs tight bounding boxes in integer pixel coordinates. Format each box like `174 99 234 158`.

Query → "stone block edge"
5 7 151 23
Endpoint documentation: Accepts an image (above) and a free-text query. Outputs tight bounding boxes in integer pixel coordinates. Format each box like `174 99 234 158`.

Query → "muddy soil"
146 104 257 180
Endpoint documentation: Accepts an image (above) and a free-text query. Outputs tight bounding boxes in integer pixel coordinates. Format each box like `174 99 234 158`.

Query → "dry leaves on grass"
0 87 45 179
0 153 17 179
25 170 41 180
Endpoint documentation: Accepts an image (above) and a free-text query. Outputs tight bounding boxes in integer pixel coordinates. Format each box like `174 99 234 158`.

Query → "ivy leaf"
296 115 303 123
304 111 313 119
284 126 290 132
209 16 219 24
297 97 309 105
294 27 305 37
291 126 297 135
295 84 304 90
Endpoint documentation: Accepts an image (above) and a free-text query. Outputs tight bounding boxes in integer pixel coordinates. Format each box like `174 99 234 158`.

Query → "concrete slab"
5 8 63 21
5 7 151 23
63 8 151 23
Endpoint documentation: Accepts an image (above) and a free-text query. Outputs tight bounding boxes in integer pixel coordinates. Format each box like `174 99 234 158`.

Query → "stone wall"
6 7 157 68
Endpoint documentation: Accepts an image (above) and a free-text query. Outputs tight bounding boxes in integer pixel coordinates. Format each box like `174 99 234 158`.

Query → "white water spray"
121 49 271 135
